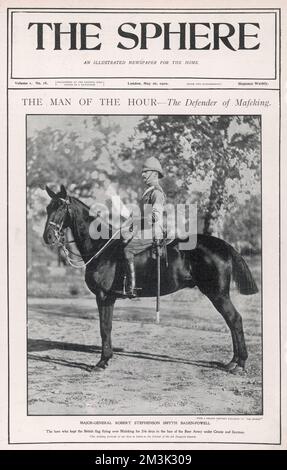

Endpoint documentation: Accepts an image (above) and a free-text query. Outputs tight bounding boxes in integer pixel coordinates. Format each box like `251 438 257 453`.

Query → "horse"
43 184 258 373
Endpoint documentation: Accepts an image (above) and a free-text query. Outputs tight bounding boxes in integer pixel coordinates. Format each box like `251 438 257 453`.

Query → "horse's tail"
230 246 259 295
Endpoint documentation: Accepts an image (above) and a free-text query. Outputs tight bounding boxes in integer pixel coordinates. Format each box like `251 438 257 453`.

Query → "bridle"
47 196 122 269
47 197 72 245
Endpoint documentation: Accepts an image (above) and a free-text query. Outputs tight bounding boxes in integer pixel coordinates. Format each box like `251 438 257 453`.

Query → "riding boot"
125 258 137 298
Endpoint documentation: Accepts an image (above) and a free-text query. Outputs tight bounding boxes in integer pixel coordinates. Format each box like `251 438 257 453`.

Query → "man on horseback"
122 156 166 298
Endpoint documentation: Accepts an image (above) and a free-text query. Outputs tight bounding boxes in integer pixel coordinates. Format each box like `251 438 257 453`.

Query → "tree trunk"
203 176 225 235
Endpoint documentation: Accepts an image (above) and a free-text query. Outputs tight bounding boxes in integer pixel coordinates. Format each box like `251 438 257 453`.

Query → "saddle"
112 236 193 298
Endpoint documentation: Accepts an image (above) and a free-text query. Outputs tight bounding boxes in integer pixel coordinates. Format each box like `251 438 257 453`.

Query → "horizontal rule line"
8 88 280 91
14 114 265 117
8 440 281 445
9 77 277 80
8 8 280 12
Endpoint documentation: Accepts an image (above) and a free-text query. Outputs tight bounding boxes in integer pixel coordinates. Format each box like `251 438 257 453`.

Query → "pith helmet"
142 157 164 178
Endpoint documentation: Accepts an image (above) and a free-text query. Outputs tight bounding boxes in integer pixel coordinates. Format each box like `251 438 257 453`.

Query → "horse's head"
43 184 72 245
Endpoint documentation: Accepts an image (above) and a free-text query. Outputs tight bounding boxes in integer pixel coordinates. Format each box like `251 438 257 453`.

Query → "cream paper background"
0 0 286 450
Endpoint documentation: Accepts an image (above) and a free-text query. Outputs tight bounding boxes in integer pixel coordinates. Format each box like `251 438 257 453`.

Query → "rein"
61 229 121 269
48 198 122 269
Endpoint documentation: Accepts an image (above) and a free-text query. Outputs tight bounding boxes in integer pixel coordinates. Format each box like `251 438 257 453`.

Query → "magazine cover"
0 0 286 450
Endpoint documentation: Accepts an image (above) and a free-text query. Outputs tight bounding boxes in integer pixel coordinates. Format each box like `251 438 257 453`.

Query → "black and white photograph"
27 114 262 416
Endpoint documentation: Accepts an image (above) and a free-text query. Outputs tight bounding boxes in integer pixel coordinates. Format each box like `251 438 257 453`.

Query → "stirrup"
125 289 138 299
123 274 140 298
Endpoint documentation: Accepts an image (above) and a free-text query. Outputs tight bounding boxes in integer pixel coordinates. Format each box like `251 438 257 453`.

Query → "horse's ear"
60 184 67 198
46 185 56 199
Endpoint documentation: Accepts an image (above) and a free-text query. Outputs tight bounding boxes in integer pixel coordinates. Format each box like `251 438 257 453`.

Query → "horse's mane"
69 195 114 231
70 195 90 211
68 194 129 233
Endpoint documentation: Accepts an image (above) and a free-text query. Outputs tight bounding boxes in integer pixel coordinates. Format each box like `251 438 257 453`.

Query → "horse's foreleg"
95 294 115 369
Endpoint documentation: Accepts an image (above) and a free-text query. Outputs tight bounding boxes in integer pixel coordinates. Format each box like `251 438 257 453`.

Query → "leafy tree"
222 195 261 253
27 114 261 243
120 115 260 234
27 116 122 217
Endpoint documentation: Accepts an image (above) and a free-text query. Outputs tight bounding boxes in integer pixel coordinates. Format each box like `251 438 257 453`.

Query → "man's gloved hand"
152 238 163 257
120 223 134 243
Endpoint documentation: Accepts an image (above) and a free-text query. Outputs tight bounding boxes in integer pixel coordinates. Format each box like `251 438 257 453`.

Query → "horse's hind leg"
197 270 248 372
95 293 115 369
207 293 248 372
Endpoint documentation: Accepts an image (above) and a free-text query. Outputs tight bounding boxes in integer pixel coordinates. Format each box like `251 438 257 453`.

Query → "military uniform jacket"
141 184 166 240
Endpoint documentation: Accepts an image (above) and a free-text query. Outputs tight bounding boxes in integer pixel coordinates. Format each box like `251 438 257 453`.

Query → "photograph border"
9 112 271 446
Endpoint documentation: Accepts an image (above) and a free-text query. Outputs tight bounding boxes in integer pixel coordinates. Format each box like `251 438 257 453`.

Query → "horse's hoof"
225 361 238 371
230 365 247 376
94 359 110 370
90 366 104 373
88 367 101 374
90 362 107 371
